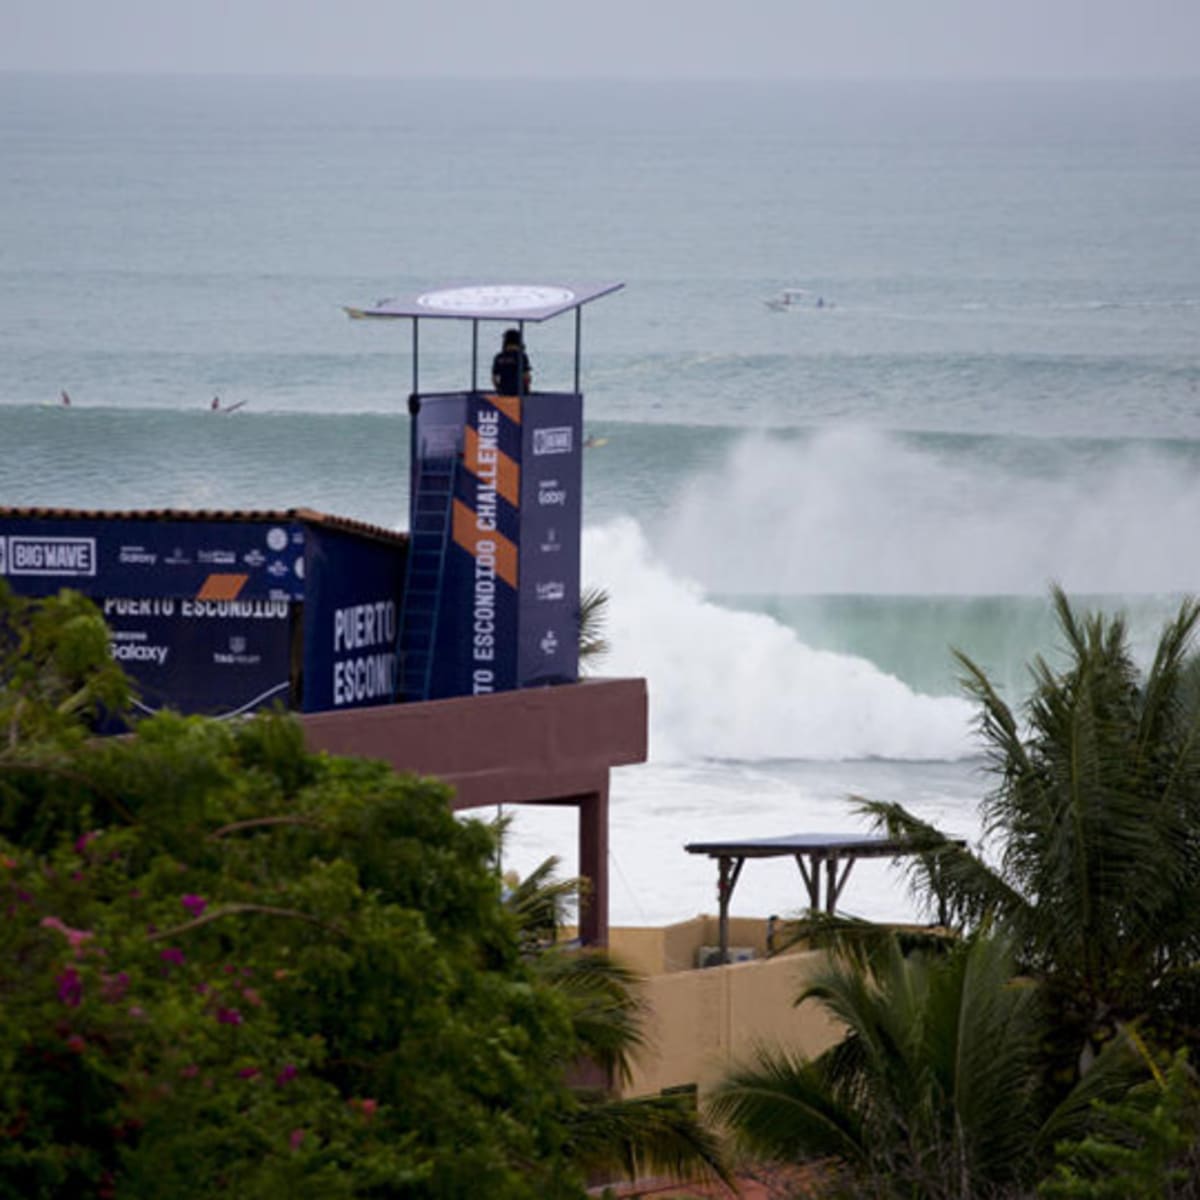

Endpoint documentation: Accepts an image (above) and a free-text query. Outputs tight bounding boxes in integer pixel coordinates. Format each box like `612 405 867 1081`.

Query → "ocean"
2 73 1199 926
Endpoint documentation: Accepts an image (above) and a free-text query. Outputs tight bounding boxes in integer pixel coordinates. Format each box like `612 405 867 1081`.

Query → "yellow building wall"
606 920 843 1099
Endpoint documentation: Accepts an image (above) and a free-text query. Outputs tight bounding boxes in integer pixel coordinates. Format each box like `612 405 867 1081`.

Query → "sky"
2 0 1198 80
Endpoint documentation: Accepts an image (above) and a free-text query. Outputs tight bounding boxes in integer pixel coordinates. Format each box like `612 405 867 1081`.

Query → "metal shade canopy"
346 282 624 323
346 281 624 395
685 831 965 964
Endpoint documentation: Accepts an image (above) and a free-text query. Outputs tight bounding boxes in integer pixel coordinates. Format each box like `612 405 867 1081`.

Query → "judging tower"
348 282 623 702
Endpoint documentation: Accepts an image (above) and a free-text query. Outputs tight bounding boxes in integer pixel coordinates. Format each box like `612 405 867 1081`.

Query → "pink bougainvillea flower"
74 830 100 855
66 1033 87 1053
101 971 130 1003
216 1007 243 1026
289 1129 306 1151
180 1064 200 1079
236 1066 260 1080
180 894 207 918
128 1005 146 1019
56 967 83 1007
241 987 262 1007
1 855 17 869
41 915 95 956
275 1064 298 1087
358 1098 378 1120
159 947 186 968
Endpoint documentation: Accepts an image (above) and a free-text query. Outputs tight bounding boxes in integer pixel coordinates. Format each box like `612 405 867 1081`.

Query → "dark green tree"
858 587 1200 1065
710 932 1141 1200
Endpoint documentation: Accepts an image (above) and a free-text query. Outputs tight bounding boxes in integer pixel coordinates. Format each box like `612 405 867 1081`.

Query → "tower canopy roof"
346 281 623 324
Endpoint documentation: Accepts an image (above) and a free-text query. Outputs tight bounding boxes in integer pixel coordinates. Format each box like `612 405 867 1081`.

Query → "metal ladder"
396 450 457 702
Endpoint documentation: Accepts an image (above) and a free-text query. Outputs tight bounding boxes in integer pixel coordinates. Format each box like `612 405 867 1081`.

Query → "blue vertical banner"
408 390 581 700
517 393 582 686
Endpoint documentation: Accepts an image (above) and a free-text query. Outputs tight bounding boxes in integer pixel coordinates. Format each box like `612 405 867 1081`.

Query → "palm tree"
710 932 1142 1199
502 851 732 1189
857 587 1200 1064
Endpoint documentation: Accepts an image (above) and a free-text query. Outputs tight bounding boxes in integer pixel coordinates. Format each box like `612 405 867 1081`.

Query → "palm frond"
708 1046 869 1170
578 585 611 673
535 949 648 1086
853 796 1027 930
565 1093 733 1187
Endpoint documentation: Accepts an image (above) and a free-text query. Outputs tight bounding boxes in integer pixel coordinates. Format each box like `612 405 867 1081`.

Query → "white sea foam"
653 427 1200 596
582 518 975 764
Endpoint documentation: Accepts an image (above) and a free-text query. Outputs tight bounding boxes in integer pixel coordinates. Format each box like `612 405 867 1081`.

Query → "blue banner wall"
300 524 407 713
102 598 293 719
408 390 581 700
0 516 307 600
0 512 407 720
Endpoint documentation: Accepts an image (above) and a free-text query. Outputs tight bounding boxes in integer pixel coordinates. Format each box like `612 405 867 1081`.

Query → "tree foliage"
857 587 1200 1061
710 932 1143 1199
0 581 722 1198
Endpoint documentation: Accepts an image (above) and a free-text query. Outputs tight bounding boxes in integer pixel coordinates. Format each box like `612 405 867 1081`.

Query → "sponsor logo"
267 527 288 552
539 528 561 553
267 560 289 578
539 629 559 656
119 545 157 566
243 549 266 567
536 581 565 602
109 636 169 666
293 556 305 580
198 549 237 566
537 479 567 507
269 588 291 602
3 536 96 577
164 546 191 566
213 633 262 666
415 284 575 314
533 426 573 456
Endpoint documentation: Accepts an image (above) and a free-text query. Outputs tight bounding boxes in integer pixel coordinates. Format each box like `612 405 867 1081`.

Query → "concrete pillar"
577 784 609 947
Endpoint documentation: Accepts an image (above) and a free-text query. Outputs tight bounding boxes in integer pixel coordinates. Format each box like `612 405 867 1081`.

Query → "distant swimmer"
60 390 71 407
211 396 248 413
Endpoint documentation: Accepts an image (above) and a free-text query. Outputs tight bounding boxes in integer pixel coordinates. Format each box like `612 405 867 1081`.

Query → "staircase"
397 450 457 702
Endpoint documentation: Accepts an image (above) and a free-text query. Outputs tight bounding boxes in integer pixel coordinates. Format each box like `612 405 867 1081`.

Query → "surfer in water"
60 390 71 407
211 395 247 413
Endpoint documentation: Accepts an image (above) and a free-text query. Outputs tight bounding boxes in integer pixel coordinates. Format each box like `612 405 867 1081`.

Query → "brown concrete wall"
299 676 647 810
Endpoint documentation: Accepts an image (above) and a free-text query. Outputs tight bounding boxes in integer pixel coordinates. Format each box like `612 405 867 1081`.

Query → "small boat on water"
764 288 831 312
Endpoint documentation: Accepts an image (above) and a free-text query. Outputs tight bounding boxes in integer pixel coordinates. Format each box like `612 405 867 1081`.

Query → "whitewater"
1 73 1198 926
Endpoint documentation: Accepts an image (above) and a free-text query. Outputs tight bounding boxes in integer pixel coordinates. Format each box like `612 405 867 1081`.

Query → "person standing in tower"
491 328 532 396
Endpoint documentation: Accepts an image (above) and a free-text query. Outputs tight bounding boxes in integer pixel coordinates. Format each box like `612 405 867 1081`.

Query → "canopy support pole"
574 307 582 394
717 855 745 965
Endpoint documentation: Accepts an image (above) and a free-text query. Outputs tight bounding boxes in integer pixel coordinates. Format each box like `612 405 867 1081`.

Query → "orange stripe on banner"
487 394 522 425
464 425 521 508
452 499 518 589
197 573 249 600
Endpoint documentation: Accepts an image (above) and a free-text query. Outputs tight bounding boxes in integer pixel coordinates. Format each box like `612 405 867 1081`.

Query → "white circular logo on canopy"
415 285 575 313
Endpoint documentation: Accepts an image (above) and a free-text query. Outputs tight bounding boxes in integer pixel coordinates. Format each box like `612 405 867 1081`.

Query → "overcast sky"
2 0 1198 80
